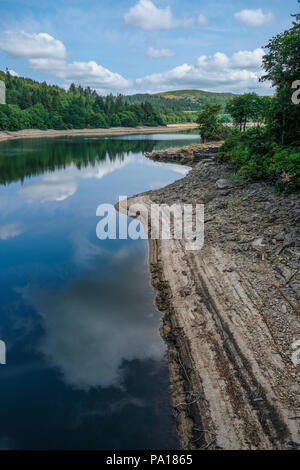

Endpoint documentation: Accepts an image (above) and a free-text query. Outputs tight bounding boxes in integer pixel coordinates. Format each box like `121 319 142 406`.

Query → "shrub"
218 128 300 192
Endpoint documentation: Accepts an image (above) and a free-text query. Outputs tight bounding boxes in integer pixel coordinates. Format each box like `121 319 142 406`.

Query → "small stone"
220 225 233 234
275 232 285 242
252 238 265 247
240 216 255 224
216 202 228 210
281 304 287 314
283 233 295 250
288 383 300 393
215 179 233 190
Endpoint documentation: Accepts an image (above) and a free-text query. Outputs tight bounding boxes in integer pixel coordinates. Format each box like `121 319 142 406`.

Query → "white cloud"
18 156 135 204
234 9 275 27
29 58 131 91
197 14 208 26
0 223 23 240
0 30 130 93
28 58 65 73
147 47 175 58
0 31 67 59
0 27 269 95
124 0 193 30
136 48 269 93
8 69 19 77
231 48 265 69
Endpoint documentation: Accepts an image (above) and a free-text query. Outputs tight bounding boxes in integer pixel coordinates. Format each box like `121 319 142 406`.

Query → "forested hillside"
125 89 236 123
0 70 165 131
0 69 238 131
158 89 236 104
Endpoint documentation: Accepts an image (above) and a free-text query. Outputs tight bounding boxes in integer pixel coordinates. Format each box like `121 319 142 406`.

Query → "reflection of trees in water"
0 138 159 185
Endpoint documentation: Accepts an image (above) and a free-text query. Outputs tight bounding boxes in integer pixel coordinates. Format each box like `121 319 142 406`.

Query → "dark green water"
0 133 199 450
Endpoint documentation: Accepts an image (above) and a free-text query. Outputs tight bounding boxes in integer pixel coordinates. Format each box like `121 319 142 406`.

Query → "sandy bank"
0 123 198 143
117 142 300 450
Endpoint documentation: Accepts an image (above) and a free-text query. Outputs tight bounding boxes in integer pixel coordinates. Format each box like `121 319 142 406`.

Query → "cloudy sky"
0 0 297 95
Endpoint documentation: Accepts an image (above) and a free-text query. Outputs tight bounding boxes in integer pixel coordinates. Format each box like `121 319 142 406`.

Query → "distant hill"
125 89 237 115
156 89 237 104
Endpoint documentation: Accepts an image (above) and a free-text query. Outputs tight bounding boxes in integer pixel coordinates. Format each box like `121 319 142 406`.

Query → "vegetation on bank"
196 104 231 142
0 71 166 131
219 130 299 193
125 89 236 123
0 71 237 131
217 3 300 193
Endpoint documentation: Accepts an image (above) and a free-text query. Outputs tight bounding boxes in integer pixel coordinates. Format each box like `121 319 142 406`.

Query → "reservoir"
0 132 199 450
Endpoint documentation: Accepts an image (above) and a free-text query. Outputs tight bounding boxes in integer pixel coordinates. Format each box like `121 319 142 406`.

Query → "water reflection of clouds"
138 157 190 176
0 222 24 240
18 175 78 203
17 151 188 204
70 231 106 268
77 396 146 422
21 247 164 390
17 155 135 204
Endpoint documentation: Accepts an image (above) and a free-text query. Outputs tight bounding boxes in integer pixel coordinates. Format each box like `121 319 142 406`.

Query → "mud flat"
118 142 300 450
0 123 198 143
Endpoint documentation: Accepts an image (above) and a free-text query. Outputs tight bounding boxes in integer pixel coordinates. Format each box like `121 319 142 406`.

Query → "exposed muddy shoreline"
118 142 300 450
0 123 198 143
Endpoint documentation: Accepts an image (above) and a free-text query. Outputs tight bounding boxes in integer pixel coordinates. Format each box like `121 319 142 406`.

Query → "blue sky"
0 0 298 95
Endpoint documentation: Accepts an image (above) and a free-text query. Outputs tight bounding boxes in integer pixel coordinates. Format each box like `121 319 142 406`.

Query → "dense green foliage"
225 94 270 130
0 72 238 131
261 6 300 145
125 89 236 124
219 3 300 192
0 70 165 131
219 129 300 192
157 89 236 106
196 104 231 142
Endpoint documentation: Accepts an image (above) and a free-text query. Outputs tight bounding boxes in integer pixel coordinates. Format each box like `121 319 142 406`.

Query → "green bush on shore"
218 4 300 194
219 129 300 193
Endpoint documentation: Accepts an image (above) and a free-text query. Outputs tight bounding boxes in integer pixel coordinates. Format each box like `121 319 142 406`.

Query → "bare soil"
0 123 198 143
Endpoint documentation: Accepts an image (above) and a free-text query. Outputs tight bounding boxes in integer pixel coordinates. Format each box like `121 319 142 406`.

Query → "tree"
87 112 109 128
260 5 300 144
110 114 122 127
226 94 266 131
0 109 9 130
27 103 50 129
196 104 222 142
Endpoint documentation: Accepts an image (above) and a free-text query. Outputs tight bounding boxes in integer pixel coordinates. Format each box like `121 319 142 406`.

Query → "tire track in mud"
186 251 289 447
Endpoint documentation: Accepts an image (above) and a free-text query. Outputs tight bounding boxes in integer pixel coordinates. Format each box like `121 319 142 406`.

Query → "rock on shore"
145 142 222 166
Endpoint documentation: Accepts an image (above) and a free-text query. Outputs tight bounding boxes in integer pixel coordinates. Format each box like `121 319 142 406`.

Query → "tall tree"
226 94 267 130
197 104 222 142
260 5 300 144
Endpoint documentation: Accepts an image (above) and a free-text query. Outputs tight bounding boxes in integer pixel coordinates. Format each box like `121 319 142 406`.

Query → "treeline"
0 71 166 131
124 90 235 123
218 3 300 193
125 93 201 111
0 71 237 131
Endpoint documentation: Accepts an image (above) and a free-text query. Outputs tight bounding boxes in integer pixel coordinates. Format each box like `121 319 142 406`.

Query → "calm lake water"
0 132 199 450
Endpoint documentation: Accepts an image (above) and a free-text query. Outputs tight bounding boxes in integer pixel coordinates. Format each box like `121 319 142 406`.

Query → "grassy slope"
156 89 237 102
